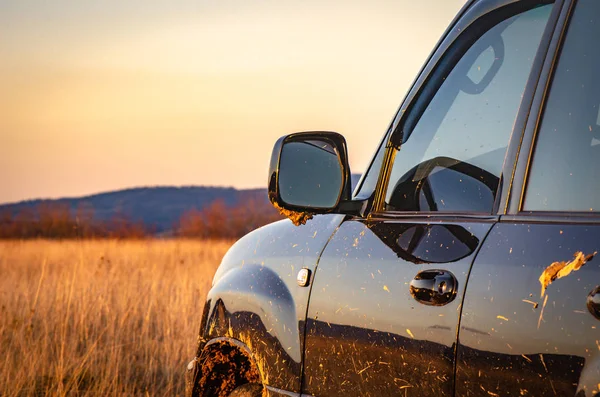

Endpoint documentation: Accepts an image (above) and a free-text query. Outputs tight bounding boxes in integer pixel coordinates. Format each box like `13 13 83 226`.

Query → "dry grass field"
0 239 231 396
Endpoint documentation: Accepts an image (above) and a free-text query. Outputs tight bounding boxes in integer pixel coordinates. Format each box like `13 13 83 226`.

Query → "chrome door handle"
410 270 458 306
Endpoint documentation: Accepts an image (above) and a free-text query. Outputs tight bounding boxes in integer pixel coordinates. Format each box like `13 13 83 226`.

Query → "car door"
457 0 600 395
301 1 558 396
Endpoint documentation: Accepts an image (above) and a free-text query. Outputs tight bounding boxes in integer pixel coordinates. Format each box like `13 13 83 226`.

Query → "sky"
0 0 467 204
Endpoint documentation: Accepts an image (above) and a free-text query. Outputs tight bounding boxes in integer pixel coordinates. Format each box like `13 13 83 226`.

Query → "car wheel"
228 383 263 397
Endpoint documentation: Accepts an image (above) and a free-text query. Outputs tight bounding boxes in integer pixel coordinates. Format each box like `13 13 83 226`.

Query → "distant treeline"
0 199 283 239
177 198 283 239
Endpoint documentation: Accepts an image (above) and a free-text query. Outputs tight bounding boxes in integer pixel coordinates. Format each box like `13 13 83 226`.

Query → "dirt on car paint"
196 344 262 397
272 202 314 226
539 251 597 297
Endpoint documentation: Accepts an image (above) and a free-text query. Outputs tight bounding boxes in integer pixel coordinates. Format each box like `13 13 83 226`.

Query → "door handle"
410 270 458 306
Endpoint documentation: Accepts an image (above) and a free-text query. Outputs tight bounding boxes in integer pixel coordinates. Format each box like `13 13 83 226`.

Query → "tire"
228 383 263 397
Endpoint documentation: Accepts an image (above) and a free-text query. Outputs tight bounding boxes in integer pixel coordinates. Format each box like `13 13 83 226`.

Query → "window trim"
511 0 600 219
368 0 562 220
501 212 600 225
370 212 499 223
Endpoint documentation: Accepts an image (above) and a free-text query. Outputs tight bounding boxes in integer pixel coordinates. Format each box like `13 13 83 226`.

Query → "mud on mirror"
268 131 352 225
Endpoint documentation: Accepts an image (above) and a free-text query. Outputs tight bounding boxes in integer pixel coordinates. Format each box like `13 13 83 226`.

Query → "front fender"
197 214 344 392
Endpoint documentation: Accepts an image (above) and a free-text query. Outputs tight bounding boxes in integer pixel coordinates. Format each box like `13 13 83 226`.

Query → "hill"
0 175 361 235
0 187 266 234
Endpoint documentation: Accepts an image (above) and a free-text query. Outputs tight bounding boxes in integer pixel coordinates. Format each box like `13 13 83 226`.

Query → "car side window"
524 0 600 212
384 4 553 213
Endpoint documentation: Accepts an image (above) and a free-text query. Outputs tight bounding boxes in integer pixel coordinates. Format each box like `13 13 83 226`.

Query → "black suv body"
187 0 600 395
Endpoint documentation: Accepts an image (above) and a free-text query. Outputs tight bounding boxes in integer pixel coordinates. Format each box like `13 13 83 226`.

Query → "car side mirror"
268 131 352 223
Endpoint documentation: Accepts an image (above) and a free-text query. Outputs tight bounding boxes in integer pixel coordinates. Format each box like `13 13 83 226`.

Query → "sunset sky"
1 0 466 204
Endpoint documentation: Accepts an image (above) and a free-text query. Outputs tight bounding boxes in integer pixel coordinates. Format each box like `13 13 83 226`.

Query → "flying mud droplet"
538 295 549 330
522 299 539 309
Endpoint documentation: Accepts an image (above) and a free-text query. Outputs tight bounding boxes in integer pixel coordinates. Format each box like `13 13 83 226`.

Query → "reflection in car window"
385 5 553 213
524 0 600 212
354 133 387 200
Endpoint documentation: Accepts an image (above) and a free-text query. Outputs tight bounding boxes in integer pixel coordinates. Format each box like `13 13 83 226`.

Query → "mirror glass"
278 139 343 208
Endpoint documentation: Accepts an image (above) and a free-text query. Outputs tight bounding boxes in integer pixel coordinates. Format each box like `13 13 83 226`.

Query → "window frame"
507 0 600 223
363 0 563 220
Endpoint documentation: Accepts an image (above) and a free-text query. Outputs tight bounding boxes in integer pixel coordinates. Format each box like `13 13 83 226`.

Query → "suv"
186 0 600 395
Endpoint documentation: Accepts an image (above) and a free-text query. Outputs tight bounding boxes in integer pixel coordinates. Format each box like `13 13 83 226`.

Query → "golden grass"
0 239 230 396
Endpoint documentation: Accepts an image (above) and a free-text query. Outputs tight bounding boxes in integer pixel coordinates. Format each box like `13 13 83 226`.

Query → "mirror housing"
268 131 353 222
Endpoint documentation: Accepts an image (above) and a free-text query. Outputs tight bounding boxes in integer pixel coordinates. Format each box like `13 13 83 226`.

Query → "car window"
354 132 387 200
524 0 600 212
385 4 553 213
